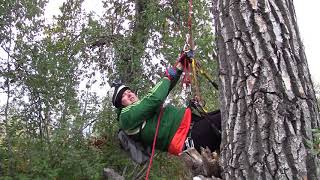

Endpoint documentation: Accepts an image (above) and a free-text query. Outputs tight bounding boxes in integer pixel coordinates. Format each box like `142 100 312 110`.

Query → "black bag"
118 130 150 164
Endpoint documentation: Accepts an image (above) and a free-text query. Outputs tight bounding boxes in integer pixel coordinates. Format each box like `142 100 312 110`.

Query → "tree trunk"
118 0 148 88
214 0 320 179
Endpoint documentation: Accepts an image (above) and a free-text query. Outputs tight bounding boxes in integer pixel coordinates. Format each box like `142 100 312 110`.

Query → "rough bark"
214 0 320 179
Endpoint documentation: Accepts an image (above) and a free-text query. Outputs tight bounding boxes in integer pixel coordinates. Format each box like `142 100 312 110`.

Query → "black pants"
190 110 221 153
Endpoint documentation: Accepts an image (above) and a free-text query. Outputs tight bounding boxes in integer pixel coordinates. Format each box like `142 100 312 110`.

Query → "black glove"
178 50 194 67
186 50 194 59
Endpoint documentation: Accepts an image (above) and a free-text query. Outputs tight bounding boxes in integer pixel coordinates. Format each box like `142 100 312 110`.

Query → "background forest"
1 0 320 179
0 0 220 179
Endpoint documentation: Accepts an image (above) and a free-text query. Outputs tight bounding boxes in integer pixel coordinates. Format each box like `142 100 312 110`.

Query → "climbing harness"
188 100 221 137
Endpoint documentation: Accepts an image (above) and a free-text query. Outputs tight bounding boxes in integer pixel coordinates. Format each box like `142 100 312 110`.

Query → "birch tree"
214 0 320 179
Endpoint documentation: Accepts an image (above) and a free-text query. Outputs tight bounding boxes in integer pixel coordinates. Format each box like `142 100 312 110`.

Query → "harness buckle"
184 137 194 149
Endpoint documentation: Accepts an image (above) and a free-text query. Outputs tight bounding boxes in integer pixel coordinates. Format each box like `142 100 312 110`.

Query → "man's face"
121 89 139 107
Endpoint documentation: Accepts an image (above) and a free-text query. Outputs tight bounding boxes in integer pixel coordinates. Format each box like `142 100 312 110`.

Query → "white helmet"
108 84 130 108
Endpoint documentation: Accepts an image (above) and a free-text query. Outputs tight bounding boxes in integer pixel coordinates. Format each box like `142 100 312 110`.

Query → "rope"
145 106 164 180
181 0 193 98
191 59 201 101
187 0 193 48
182 54 191 85
145 1 195 177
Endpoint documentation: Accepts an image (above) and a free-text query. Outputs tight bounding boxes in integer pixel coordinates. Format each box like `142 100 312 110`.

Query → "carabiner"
184 137 194 149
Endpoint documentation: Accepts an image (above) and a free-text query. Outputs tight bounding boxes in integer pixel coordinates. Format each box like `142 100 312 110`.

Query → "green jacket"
119 73 186 151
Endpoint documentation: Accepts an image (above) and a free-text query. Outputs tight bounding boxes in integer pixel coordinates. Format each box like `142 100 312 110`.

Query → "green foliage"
315 82 320 109
0 0 217 179
305 128 320 156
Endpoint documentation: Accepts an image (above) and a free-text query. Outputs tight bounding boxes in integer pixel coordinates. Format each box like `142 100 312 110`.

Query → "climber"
108 51 221 156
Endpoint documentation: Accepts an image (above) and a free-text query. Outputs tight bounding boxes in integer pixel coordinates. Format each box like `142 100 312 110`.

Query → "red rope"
145 106 164 180
184 0 193 86
145 1 193 178
182 58 191 85
188 0 192 33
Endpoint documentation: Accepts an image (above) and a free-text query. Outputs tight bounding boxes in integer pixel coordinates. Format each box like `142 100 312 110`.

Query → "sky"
43 0 320 86
294 1 320 85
